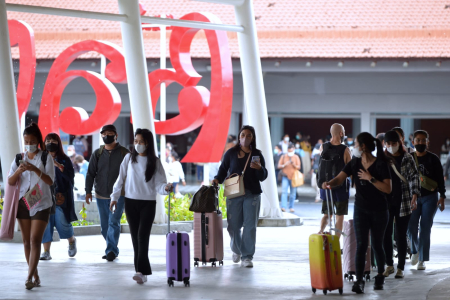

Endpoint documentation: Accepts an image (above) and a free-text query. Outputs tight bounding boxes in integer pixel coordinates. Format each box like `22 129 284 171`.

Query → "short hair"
376 133 385 141
288 143 295 150
74 155 84 163
392 127 405 138
275 145 281 150
414 130 429 139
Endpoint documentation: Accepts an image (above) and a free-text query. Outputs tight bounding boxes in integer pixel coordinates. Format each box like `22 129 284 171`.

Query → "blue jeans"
42 206 74 243
408 193 438 261
226 191 261 261
281 176 296 209
96 196 125 256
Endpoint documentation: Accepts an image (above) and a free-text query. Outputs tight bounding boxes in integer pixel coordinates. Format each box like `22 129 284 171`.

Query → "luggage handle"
324 186 345 238
168 192 172 234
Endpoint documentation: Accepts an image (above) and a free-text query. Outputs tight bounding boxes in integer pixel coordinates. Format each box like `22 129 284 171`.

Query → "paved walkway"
0 220 449 299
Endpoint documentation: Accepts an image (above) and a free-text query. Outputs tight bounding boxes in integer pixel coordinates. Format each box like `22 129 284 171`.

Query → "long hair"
131 128 157 182
233 125 260 152
23 122 45 150
45 133 69 160
356 132 390 163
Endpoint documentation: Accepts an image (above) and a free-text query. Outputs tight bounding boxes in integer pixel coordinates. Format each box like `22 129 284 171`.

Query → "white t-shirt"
165 161 185 183
110 154 168 202
8 150 55 216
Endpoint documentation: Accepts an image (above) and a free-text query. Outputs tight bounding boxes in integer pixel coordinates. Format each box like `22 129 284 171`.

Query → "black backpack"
317 142 347 189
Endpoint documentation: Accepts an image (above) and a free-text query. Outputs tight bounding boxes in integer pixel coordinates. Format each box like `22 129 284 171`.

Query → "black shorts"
321 199 349 216
16 199 51 222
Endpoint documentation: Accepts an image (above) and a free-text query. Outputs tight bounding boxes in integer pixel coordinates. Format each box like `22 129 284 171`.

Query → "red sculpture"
8 20 36 123
38 40 125 138
10 11 233 163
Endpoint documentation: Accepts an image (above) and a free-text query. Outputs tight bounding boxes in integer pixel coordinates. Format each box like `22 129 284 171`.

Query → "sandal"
25 279 34 290
34 277 41 287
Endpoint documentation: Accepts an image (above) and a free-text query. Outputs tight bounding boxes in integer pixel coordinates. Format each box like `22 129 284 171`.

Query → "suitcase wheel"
349 274 354 281
339 288 343 295
344 273 348 280
365 274 371 281
194 261 199 267
202 262 206 266
212 262 216 267
184 279 190 287
167 279 174 287
312 288 316 294
323 290 327 295
219 261 223 266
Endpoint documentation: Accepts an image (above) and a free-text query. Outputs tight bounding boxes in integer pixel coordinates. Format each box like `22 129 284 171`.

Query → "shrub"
72 203 93 226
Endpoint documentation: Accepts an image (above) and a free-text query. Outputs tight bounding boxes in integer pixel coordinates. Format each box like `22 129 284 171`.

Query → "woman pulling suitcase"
322 132 392 294
213 125 268 268
110 128 172 284
382 130 420 279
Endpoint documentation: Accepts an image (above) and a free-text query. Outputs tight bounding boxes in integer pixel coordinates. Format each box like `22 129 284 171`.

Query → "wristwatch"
370 177 377 184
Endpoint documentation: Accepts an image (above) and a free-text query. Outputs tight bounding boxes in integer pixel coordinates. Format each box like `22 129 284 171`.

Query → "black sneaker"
374 274 385 290
351 280 365 294
102 255 107 259
106 251 116 262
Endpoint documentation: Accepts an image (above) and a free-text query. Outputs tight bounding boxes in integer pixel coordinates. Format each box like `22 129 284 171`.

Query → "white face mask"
287 151 295 157
284 137 289 142
67 150 74 157
295 144 300 149
353 146 362 158
77 163 83 168
387 145 399 155
168 157 173 163
25 144 37 153
135 144 147 154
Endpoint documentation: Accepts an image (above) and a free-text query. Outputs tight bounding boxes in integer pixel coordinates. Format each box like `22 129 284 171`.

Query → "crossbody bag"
223 152 251 199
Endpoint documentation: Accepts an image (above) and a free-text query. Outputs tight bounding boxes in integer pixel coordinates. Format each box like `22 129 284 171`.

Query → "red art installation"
9 11 233 163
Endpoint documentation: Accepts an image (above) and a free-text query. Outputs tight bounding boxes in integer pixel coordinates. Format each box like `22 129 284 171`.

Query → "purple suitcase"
342 219 371 281
166 193 190 287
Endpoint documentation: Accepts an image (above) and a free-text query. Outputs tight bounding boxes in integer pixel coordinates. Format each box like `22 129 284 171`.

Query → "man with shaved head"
317 123 352 238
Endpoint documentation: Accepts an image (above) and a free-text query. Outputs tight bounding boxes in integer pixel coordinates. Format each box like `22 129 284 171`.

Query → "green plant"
72 203 94 226
164 185 227 222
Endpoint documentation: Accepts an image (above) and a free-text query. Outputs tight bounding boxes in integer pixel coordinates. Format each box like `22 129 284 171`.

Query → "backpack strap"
119 146 129 158
321 142 330 155
96 145 105 160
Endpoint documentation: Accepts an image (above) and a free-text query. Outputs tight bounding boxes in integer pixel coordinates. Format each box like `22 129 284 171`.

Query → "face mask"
25 144 37 153
168 157 173 163
295 144 300 149
103 135 116 145
77 163 83 168
415 144 426 153
287 151 295 157
46 143 58 152
284 137 289 142
67 150 74 157
387 145 399 155
135 144 147 154
240 137 252 148
353 146 362 158
296 135 300 140
341 135 347 144
274 149 279 155
348 140 354 145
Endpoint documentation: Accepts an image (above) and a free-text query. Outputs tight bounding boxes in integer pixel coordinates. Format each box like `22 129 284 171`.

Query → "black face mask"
103 135 116 145
46 143 58 152
415 144 426 153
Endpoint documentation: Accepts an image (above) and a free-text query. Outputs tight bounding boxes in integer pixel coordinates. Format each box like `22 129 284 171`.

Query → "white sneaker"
232 252 241 263
417 261 426 270
241 259 253 268
133 272 147 284
395 269 404 278
383 266 395 277
411 253 419 266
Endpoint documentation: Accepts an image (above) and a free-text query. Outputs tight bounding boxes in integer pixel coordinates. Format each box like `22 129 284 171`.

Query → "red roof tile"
6 0 450 59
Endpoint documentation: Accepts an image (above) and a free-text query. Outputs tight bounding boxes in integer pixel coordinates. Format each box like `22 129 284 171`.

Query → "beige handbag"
291 171 304 188
224 153 251 199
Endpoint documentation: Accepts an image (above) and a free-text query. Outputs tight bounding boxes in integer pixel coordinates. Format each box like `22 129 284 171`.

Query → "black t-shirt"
390 154 404 206
414 152 446 198
342 157 391 211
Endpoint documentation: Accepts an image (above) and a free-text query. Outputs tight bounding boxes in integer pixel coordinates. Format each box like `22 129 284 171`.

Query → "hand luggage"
193 210 224 267
189 185 219 213
166 192 190 287
309 188 343 295
342 219 371 281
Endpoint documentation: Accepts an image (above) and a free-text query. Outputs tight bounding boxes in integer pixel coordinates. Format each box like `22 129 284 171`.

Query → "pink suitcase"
342 219 371 281
193 211 224 267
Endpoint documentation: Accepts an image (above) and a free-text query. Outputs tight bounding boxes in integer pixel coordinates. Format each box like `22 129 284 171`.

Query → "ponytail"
356 132 391 163
374 138 390 163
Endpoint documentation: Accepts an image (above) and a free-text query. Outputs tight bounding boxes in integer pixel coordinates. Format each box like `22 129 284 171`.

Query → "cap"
384 130 400 143
100 124 117 134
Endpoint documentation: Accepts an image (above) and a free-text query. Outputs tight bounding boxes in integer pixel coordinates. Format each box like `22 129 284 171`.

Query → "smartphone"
19 160 25 164
251 156 260 163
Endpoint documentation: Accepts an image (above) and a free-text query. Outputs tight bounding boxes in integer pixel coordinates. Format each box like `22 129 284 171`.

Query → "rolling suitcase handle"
324 187 345 237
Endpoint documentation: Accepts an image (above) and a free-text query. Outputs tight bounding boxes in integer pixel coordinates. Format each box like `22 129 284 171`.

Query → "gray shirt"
85 143 129 198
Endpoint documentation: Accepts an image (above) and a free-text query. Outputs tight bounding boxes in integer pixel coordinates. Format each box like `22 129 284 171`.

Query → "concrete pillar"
360 112 373 135
352 118 361 138
234 0 281 218
0 0 22 181
228 112 239 136
117 0 165 223
400 118 414 139
270 116 283 151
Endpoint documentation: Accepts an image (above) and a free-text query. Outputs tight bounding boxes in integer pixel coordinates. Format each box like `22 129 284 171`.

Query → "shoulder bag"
413 153 438 192
223 152 251 199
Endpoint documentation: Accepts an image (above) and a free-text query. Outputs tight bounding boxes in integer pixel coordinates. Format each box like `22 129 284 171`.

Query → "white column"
0 0 22 180
159 16 167 161
234 0 281 218
400 118 414 139
270 116 283 151
117 0 165 224
360 112 372 134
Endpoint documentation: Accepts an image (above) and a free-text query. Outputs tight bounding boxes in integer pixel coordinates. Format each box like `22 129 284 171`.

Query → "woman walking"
40 133 78 260
382 130 420 278
7 123 55 289
278 144 301 212
110 128 172 284
408 130 446 270
322 132 392 294
213 125 268 268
